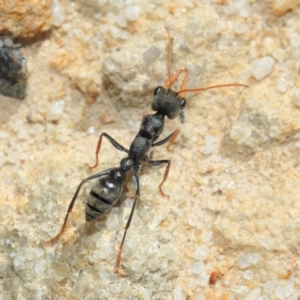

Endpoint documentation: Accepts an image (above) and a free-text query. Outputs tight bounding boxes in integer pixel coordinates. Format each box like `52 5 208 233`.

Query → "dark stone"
0 45 27 99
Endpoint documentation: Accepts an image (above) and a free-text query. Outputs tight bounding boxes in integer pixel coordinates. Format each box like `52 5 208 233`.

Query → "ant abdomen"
85 169 125 222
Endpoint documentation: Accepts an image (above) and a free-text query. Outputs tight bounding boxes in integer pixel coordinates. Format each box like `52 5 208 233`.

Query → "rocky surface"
1 1 300 299
0 0 54 38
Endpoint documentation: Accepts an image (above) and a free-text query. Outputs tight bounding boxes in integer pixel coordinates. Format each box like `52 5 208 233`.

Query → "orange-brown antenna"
178 83 248 95
180 69 189 97
163 69 189 89
165 27 173 86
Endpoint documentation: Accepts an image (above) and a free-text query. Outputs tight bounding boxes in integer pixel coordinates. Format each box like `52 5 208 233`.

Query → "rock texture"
1 1 300 300
0 0 53 37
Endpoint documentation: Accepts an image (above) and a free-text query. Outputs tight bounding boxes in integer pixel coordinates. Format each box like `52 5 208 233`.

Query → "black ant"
43 28 247 276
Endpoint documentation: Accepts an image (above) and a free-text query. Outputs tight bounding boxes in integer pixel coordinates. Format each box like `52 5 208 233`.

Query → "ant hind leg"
43 169 111 245
115 174 140 276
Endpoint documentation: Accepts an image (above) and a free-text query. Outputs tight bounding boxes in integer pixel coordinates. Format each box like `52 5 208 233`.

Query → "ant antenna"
178 83 248 95
163 28 248 96
165 27 173 86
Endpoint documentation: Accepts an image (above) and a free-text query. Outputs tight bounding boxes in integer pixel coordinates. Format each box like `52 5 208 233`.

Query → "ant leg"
144 158 171 198
152 129 179 151
115 174 140 276
89 132 129 169
166 130 179 152
43 168 112 246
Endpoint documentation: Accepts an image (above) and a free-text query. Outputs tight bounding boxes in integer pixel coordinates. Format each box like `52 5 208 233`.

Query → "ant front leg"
152 129 179 152
89 132 129 169
43 169 112 245
115 173 140 276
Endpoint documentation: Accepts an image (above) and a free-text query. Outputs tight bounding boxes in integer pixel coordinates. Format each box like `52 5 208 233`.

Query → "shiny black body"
44 84 185 256
84 85 185 223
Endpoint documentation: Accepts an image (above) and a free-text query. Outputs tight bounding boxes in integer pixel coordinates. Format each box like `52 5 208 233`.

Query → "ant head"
151 86 186 119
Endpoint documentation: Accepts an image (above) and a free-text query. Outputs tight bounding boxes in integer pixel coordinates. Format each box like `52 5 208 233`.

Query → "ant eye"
154 86 162 95
181 99 186 109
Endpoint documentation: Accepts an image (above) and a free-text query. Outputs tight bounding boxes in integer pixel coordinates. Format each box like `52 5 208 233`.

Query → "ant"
43 28 247 276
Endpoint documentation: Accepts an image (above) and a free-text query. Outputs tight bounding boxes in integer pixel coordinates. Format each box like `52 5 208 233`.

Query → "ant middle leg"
89 132 129 169
43 169 112 246
115 174 140 276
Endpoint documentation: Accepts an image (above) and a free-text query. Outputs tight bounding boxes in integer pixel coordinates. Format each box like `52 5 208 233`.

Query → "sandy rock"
0 0 53 38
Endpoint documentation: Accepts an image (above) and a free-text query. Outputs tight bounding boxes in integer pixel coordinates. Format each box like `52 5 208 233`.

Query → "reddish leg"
89 132 129 169
43 169 111 245
166 129 179 152
115 174 140 276
145 158 171 198
152 129 179 152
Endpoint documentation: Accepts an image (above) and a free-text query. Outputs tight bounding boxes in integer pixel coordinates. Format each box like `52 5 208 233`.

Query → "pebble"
3 37 13 47
245 288 261 300
34 259 46 274
193 245 209 260
251 56 275 80
13 255 25 271
173 286 185 300
201 135 216 155
7 151 19 164
143 46 161 66
284 280 295 298
243 269 253 280
275 285 285 299
124 6 141 21
238 254 250 270
263 280 278 294
46 100 65 121
276 77 287 93
192 261 204 274
52 0 64 26
232 284 249 296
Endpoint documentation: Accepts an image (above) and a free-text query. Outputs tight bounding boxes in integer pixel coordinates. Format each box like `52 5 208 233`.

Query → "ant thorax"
140 113 164 141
